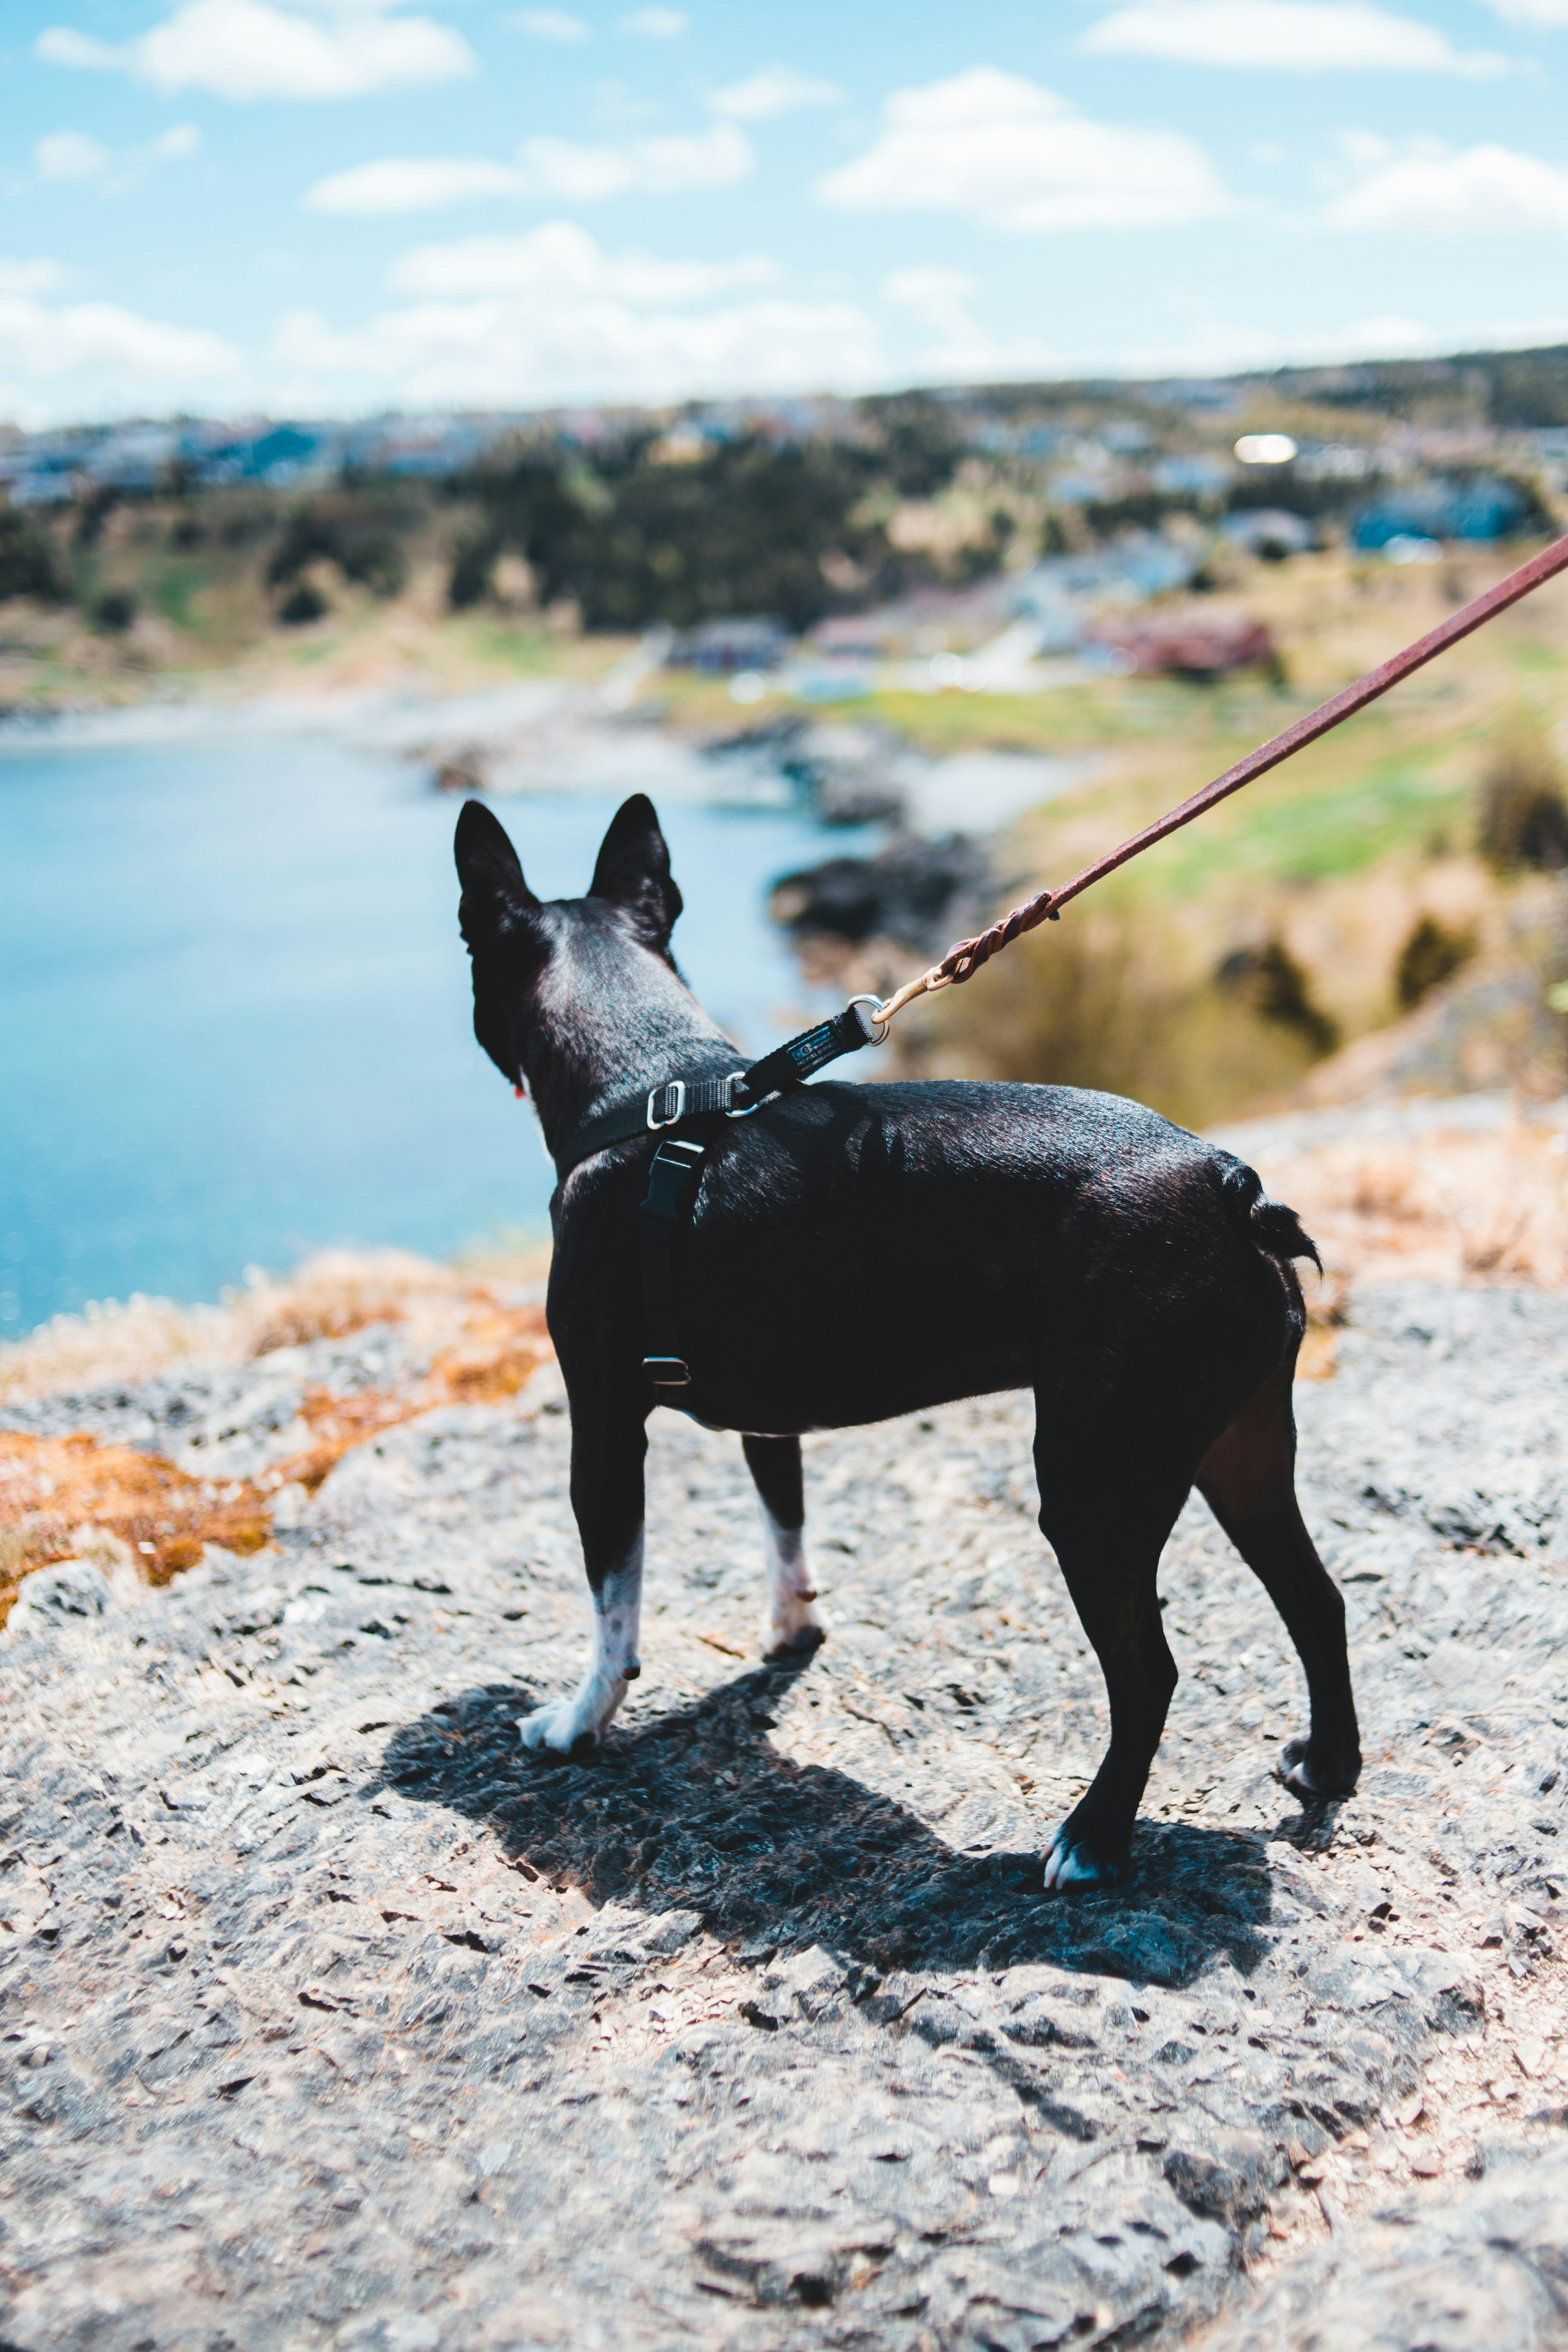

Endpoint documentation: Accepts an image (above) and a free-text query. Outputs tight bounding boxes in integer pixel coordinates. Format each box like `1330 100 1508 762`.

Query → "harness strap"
553 997 885 1179
730 1001 884 1107
551 994 888 1394
561 1072 743 1174
639 1132 714 1390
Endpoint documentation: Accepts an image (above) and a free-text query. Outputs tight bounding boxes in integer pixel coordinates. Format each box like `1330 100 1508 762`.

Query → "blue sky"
6 0 1568 425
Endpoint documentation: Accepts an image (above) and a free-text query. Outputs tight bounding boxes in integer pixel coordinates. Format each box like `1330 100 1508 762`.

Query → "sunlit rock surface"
0 1280 1565 2350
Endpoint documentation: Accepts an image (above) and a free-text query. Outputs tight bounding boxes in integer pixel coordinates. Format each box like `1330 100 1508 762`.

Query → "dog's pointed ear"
455 800 538 949
589 792 682 951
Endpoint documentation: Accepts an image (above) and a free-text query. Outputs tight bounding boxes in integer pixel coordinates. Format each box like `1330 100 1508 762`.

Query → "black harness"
553 997 885 1392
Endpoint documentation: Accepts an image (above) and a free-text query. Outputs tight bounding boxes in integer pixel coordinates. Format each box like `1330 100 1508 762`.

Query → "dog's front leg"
519 1399 646 1754
742 1434 825 1658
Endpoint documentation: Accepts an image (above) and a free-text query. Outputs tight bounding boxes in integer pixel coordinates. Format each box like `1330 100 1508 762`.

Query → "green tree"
0 510 70 604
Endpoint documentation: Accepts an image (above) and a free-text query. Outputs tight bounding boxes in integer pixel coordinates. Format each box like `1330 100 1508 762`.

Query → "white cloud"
1334 128 1394 168
274 296 880 410
388 220 775 300
710 64 844 119
271 224 880 408
1482 0 1568 24
0 259 75 298
620 7 687 33
879 271 1442 385
305 156 526 213
883 266 981 339
301 121 751 216
515 138 638 201
1096 312 1443 377
883 265 1061 379
816 67 1226 233
0 283 241 425
34 131 113 181
1080 2 1508 74
1039 307 1568 379
36 0 475 102
33 123 204 191
1325 142 1568 234
518 120 751 198
511 7 591 37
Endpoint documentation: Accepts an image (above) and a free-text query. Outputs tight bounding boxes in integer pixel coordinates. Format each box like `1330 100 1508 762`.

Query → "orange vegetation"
1267 1116 1568 1292
0 1431 273 1597
0 1284 552 1627
1231 1106 1568 1380
1296 1271 1350 1383
0 1247 552 1411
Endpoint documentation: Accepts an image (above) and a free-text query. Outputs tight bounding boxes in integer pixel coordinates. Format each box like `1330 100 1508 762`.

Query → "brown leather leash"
871 529 1568 1032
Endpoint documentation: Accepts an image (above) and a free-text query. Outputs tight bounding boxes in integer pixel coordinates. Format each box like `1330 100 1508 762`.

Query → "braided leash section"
874 891 1061 1022
872 526 1568 1033
941 891 1061 983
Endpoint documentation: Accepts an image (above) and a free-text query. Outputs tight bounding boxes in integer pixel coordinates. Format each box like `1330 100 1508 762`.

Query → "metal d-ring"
646 1079 686 1130
848 993 891 1046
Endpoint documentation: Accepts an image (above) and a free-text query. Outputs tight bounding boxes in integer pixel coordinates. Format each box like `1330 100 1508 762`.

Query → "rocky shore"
1 1232 1566 2349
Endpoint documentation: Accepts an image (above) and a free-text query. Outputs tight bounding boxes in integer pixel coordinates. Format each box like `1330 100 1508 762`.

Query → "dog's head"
454 793 689 1107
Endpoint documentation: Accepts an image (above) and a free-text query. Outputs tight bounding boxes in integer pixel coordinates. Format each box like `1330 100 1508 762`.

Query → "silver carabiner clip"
847 993 891 1047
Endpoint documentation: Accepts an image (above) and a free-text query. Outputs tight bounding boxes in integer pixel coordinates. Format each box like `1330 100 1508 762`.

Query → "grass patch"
1150 745 1472 895
149 559 208 635
1502 633 1568 679
449 618 578 674
867 686 1122 751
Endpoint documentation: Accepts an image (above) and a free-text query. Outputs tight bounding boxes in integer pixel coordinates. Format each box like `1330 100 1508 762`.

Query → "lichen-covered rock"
7 1556 122 1628
1196 2148 1568 2352
0 1279 1565 2350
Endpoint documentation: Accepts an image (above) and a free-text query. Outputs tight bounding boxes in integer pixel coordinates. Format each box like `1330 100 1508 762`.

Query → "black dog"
455 792 1360 1888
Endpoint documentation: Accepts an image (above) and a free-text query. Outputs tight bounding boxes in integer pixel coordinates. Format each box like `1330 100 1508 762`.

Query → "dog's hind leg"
1197 1360 1360 1802
743 1434 825 1659
1036 1475 1187 1890
519 1398 646 1754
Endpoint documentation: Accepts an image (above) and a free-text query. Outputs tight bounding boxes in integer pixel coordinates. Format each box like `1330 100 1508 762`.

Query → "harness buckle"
642 1354 691 1387
723 1070 766 1118
646 1079 686 1130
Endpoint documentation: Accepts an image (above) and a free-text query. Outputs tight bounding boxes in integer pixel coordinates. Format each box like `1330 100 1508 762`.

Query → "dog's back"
553 1077 1310 1442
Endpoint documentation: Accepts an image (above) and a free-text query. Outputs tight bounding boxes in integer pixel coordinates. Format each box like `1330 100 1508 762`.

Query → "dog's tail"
1215 1151 1321 1273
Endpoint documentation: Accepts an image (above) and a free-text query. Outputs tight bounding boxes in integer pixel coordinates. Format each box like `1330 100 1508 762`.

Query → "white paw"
761 1598 826 1658
516 1678 622 1753
1042 1830 1104 1891
517 1698 592 1753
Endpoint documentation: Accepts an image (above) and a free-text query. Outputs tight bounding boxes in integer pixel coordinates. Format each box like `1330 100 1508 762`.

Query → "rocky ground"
1 1264 1567 2352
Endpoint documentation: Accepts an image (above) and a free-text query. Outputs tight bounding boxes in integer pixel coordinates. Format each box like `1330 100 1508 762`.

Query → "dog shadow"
378 1659 1281 1989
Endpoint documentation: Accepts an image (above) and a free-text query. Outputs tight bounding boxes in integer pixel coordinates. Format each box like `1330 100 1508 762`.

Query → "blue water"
0 731 846 1334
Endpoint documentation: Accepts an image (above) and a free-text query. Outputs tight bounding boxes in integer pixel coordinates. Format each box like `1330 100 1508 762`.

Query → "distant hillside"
2 342 1566 691
956 343 1568 432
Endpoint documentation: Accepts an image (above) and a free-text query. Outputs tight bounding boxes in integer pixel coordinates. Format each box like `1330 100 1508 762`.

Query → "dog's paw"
1042 1824 1122 1893
517 1692 610 1754
518 1659 638 1754
517 1701 593 1755
761 1600 826 1660
1279 1736 1361 1803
